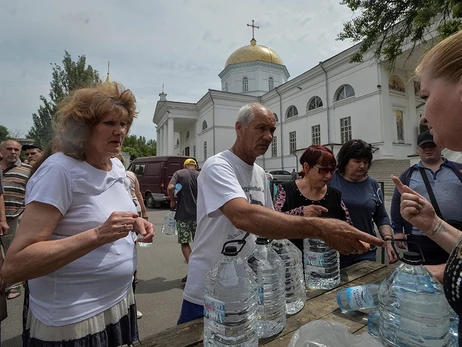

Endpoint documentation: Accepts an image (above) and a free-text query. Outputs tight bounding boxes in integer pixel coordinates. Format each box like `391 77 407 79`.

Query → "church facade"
153 32 427 171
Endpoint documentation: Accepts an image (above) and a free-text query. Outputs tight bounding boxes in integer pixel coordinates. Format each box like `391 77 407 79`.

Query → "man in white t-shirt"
178 103 386 324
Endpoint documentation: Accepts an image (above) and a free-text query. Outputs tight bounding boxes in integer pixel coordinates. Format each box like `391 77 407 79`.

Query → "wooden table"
136 261 392 347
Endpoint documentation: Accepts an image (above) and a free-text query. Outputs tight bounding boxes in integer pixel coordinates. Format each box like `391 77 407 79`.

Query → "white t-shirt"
183 150 274 305
26 153 137 326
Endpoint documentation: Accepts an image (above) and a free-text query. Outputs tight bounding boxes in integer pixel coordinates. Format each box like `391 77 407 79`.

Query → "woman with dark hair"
1 82 154 346
330 139 396 268
273 145 351 255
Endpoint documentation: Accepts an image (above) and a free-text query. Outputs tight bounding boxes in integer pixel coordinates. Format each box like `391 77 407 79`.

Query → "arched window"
242 77 248 92
268 77 274 91
389 75 405 93
186 131 190 139
334 84 355 101
202 120 208 130
273 113 278 122
176 139 179 146
286 105 298 119
307 96 323 111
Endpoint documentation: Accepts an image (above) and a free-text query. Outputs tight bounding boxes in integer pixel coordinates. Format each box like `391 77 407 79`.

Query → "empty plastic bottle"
367 310 380 338
247 237 286 338
271 239 306 315
378 251 450 347
303 238 340 290
161 210 176 236
203 241 258 347
449 308 459 347
336 284 379 312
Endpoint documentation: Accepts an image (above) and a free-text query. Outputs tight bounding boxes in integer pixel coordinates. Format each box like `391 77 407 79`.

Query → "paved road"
1 208 186 347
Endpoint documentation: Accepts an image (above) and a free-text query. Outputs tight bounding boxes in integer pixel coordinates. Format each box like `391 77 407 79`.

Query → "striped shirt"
2 159 31 219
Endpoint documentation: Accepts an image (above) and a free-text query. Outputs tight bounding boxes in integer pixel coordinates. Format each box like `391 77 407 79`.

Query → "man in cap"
167 158 199 282
22 143 42 166
391 130 462 265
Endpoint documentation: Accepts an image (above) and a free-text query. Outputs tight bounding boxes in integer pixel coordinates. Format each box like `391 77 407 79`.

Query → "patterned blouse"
444 238 462 344
273 181 351 254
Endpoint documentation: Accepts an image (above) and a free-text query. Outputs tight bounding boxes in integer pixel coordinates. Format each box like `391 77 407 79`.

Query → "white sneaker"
137 310 143 319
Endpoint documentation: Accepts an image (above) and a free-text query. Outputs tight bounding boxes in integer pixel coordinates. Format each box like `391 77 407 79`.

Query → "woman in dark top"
273 145 351 254
392 30 462 344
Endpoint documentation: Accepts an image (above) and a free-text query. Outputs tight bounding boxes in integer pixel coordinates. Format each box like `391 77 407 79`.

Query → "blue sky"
0 0 356 141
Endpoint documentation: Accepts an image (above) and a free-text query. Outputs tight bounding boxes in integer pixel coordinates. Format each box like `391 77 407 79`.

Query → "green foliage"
28 51 101 149
0 125 9 142
338 0 462 67
122 135 156 159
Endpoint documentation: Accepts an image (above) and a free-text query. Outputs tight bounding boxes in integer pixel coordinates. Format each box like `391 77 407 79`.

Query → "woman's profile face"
420 70 462 151
87 113 129 159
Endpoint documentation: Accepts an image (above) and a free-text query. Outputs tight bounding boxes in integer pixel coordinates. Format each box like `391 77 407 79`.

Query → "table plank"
136 261 391 347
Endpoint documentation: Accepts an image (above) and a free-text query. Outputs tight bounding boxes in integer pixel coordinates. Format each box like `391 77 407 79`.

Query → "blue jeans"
340 249 376 269
177 299 204 324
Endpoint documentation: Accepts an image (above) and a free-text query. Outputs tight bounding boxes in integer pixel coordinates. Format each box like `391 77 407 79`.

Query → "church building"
153 21 429 174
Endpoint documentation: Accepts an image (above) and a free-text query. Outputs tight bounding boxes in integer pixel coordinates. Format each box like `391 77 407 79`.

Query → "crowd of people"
1 29 462 347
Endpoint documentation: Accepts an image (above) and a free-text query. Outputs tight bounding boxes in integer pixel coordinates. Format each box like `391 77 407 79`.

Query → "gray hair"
236 103 267 126
0 140 21 150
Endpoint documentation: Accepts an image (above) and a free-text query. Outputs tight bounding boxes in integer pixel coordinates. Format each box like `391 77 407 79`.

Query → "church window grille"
202 120 208 131
204 141 207 160
308 96 323 111
289 131 297 154
268 77 274 91
312 125 321 145
272 136 277 157
286 106 298 119
340 117 352 143
334 84 355 102
243 77 248 92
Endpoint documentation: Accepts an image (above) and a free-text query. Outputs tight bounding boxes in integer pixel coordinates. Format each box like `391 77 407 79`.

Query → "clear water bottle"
161 210 176 236
247 237 286 338
367 310 380 338
336 284 379 312
303 238 340 290
203 241 259 347
271 239 306 315
449 308 459 347
378 251 450 347
136 234 152 248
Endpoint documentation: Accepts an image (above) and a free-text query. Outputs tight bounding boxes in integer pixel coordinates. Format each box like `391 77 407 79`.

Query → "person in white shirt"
1 82 154 347
178 102 385 324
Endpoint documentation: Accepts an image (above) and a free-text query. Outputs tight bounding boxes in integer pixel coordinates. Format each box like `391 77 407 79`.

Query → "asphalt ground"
1 208 186 347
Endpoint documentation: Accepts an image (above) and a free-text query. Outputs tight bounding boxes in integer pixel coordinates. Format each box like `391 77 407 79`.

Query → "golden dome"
225 39 283 68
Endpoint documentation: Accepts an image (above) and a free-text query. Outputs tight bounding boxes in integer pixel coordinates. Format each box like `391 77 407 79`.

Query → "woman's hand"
95 211 139 244
133 217 155 243
385 241 399 264
303 205 328 217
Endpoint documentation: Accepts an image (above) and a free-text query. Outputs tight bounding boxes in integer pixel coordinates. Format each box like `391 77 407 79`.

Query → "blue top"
391 159 462 236
330 172 390 238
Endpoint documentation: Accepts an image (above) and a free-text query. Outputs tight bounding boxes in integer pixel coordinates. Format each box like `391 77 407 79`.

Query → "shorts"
176 220 197 244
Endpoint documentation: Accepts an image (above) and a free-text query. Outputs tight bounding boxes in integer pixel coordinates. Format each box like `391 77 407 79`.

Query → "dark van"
129 156 197 208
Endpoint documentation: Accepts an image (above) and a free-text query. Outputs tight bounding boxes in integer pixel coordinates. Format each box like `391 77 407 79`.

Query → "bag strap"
418 167 443 219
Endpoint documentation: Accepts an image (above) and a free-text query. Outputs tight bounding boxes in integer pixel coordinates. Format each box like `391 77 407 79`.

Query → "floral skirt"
22 285 139 347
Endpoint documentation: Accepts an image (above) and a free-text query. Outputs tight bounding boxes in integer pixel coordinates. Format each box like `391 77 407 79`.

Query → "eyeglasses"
313 166 335 175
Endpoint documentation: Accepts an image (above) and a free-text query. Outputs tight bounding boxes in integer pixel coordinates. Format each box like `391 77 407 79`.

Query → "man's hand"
315 218 386 255
0 220 9 236
133 217 155 243
170 200 176 209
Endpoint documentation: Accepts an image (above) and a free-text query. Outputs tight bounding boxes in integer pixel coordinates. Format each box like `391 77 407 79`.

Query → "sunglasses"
313 166 335 175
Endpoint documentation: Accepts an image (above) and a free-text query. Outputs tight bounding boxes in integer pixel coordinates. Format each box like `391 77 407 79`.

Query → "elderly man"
0 140 31 300
391 130 462 265
167 158 199 283
22 143 42 166
177 103 385 323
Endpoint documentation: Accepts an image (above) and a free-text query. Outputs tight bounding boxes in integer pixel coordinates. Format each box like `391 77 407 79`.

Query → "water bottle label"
204 295 225 329
304 251 326 267
345 286 374 310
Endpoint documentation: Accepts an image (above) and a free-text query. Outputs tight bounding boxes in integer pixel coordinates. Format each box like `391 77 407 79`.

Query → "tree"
0 125 9 142
337 0 462 67
122 135 156 159
28 51 101 149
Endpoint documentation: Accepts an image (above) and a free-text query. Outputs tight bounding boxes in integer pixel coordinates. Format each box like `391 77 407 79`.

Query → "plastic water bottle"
203 242 259 347
303 238 340 289
378 251 450 347
336 284 379 312
367 310 380 338
161 210 176 236
449 308 459 347
136 234 152 248
271 239 306 315
247 237 286 338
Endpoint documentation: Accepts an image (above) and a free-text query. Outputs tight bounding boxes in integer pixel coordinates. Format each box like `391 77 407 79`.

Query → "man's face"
25 148 42 164
0 140 21 164
237 107 276 158
417 142 442 164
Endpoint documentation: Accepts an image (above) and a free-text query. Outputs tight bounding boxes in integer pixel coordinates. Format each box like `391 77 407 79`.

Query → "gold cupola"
224 38 284 68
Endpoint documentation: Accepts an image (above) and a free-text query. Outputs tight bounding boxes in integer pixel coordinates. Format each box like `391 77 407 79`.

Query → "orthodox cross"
247 20 259 39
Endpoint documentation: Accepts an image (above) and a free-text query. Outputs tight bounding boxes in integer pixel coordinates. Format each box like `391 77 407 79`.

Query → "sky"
0 0 357 141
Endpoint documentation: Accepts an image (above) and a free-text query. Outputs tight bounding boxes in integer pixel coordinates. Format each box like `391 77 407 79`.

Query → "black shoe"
181 275 187 283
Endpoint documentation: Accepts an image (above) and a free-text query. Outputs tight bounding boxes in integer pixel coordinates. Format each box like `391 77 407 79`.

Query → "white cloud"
0 0 355 140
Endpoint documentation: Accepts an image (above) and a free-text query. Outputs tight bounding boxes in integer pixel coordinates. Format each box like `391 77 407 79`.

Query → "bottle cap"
223 245 238 256
402 251 422 264
256 237 270 245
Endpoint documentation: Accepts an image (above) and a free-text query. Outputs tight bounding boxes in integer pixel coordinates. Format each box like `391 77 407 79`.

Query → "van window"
133 164 146 175
146 162 162 175
167 162 182 176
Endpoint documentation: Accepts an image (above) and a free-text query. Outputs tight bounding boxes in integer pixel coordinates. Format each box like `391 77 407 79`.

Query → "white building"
153 33 429 172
